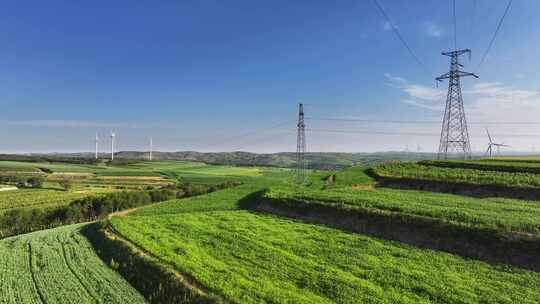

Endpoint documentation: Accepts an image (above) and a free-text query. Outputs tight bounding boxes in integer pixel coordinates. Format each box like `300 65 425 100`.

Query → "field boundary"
256 197 540 271
82 222 223 304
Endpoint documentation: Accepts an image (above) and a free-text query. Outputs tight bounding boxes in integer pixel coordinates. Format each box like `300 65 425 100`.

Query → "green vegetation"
0 188 116 213
374 162 540 188
132 168 290 216
112 211 540 304
266 186 540 235
0 224 146 303
132 182 264 216
5 156 540 303
420 159 540 174
0 181 239 237
482 156 540 163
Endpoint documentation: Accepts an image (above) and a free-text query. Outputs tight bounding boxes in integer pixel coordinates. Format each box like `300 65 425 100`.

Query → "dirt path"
108 207 140 219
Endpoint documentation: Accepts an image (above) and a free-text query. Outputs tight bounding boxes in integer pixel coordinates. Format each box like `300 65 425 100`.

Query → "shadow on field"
236 189 268 210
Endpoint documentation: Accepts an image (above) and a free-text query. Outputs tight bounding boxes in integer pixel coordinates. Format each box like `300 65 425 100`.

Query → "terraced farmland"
374 162 540 188
266 185 540 234
112 211 540 304
420 159 540 174
0 224 146 303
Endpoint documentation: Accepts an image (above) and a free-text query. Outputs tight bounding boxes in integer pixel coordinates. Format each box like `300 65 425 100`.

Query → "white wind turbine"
110 131 116 160
95 133 99 160
149 137 153 161
486 128 509 157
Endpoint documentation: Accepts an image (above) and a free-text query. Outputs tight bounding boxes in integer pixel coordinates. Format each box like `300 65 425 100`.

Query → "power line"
372 0 432 77
470 0 477 44
306 128 540 138
307 117 540 125
198 120 295 150
476 0 513 70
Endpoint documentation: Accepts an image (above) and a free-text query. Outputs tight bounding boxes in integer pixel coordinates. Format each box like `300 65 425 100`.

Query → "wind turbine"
95 133 99 160
149 136 153 161
486 129 510 157
110 131 116 161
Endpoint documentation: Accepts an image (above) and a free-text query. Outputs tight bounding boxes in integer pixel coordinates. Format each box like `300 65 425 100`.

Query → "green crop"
0 188 116 214
374 162 540 188
266 185 540 235
0 224 146 303
112 211 540 304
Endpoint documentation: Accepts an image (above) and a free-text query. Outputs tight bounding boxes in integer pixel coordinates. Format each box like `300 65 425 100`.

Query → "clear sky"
1 0 539 153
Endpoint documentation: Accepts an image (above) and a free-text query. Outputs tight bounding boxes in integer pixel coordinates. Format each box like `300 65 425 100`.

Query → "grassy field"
374 162 540 188
5 158 540 303
112 211 540 304
0 188 117 214
266 186 540 235
420 160 540 174
0 224 146 303
132 169 290 216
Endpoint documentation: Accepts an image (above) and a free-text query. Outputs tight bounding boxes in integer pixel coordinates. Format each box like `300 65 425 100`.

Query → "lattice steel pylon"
295 103 307 184
436 49 479 159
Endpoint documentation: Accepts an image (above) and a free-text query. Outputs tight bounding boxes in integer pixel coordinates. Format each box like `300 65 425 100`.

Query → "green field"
0 160 261 177
0 224 146 303
112 211 540 304
267 185 540 235
374 162 540 188
0 188 116 213
3 158 540 303
420 159 540 174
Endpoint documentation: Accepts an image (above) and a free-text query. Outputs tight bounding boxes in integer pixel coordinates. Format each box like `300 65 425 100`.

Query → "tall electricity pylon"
436 49 478 159
295 103 306 184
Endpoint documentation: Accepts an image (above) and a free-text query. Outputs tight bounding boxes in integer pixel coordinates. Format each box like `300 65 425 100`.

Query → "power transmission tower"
295 103 306 184
436 49 478 159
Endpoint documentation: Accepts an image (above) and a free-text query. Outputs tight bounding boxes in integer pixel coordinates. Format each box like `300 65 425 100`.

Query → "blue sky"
1 0 539 153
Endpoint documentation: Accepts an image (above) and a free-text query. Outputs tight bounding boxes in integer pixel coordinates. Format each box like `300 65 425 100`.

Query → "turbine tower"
110 131 115 161
149 137 153 161
295 103 306 184
95 133 99 160
436 49 478 160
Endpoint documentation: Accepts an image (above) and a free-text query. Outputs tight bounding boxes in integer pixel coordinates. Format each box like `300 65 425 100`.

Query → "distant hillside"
114 151 437 169
0 151 437 169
